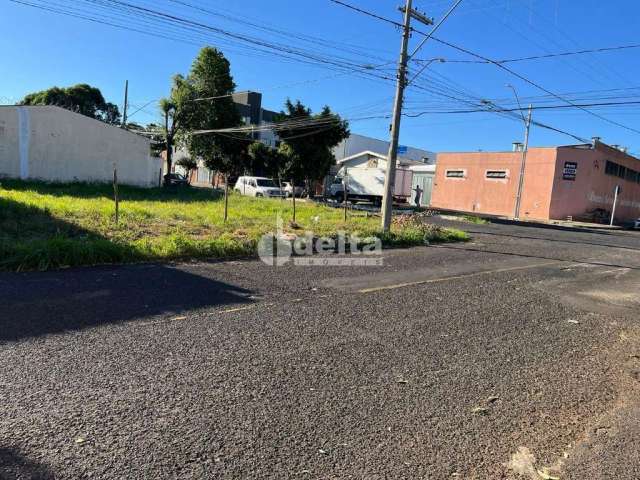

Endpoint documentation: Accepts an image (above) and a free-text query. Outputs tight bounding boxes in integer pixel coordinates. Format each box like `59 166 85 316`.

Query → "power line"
427 36 640 135
327 0 403 27
402 100 640 116
328 0 640 135
442 43 640 65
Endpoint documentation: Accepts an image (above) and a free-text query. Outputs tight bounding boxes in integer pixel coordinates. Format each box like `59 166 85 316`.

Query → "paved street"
1 221 640 479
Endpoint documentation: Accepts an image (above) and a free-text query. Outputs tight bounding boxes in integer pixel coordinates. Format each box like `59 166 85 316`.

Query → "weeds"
0 179 469 271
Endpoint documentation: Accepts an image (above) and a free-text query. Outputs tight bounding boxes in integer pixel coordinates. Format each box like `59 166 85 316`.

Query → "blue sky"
2 0 640 154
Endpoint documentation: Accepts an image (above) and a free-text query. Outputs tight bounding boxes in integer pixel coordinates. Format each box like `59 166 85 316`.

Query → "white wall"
0 106 161 187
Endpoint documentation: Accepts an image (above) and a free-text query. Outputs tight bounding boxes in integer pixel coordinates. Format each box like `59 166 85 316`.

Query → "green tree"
159 74 196 184
176 155 198 181
247 142 283 179
274 99 349 188
181 47 246 220
143 123 166 157
186 47 245 173
20 84 121 124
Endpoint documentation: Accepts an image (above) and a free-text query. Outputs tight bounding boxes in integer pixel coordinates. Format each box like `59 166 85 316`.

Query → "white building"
333 150 436 206
0 106 161 187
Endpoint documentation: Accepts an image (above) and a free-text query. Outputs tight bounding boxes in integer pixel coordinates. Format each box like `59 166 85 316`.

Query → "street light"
505 83 527 124
407 57 446 86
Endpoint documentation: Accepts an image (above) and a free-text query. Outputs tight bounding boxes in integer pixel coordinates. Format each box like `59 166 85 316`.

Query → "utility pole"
121 80 129 128
381 0 433 232
514 104 532 220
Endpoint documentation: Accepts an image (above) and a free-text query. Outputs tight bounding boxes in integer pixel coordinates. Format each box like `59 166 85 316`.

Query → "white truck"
328 167 413 206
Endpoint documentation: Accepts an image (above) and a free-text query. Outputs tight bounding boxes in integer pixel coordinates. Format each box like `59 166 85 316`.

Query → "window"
256 179 276 187
617 165 627 179
446 170 465 178
486 170 507 179
604 159 640 184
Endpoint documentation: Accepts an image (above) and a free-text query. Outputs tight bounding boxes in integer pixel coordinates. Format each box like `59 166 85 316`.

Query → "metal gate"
411 173 433 206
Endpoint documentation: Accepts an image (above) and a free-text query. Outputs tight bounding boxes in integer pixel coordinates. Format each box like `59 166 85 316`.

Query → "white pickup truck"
328 167 413 206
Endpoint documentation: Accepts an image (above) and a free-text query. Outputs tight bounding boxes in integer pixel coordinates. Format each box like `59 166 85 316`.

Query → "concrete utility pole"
121 80 129 128
514 104 533 220
381 0 414 232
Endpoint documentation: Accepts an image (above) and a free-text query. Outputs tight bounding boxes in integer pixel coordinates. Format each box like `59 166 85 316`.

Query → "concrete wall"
430 148 558 220
550 144 640 222
0 106 161 187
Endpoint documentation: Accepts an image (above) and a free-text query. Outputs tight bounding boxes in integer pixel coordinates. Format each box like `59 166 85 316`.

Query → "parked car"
165 173 189 186
234 176 284 198
283 182 305 198
634 218 640 229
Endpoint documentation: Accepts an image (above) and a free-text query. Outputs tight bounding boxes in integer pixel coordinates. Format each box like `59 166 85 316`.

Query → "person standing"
413 184 423 206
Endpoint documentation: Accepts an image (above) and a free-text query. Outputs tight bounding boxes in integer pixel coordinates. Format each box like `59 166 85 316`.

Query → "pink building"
430 140 640 223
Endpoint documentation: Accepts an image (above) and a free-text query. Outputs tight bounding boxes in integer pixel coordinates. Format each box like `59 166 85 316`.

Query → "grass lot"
0 179 469 271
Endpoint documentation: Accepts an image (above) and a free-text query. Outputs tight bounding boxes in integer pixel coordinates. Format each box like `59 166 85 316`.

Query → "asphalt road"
1 220 639 479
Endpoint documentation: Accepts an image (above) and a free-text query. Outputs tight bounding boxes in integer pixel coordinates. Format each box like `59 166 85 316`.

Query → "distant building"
333 133 436 165
332 150 436 206
173 91 280 185
232 91 280 148
0 106 161 187
430 140 640 223
321 133 436 200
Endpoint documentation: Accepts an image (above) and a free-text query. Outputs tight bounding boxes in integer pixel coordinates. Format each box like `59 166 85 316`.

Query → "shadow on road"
0 264 253 343
0 447 54 480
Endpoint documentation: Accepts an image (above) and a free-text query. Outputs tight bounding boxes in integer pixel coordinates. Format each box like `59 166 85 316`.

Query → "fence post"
113 166 119 224
291 178 296 223
224 173 229 223
343 168 348 222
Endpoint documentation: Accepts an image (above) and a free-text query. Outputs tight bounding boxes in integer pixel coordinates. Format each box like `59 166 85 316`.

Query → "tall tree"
186 47 245 174
275 99 349 188
159 74 196 184
20 84 121 124
180 47 246 219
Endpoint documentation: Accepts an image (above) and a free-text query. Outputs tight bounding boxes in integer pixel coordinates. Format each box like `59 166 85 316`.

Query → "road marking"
358 261 561 293
220 305 256 314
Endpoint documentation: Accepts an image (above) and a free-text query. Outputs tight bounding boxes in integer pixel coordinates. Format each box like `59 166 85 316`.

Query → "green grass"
0 179 469 271
462 214 489 225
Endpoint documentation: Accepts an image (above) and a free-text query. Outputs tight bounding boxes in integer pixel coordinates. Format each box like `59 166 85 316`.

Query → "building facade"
430 141 640 223
232 91 279 148
0 106 161 187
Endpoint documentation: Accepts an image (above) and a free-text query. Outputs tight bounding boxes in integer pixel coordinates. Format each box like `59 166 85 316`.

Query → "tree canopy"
247 141 283 179
274 99 349 183
159 74 198 179
182 47 246 175
20 84 121 124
